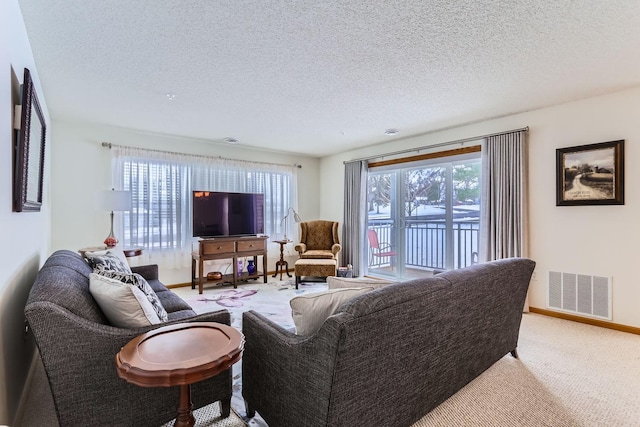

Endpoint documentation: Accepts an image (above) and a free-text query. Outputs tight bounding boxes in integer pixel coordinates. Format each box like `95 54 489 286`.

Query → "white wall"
51 120 320 284
0 0 51 423
320 86 640 329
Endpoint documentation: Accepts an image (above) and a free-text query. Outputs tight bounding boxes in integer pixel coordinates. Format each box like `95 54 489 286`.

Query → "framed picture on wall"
14 68 47 212
556 140 624 206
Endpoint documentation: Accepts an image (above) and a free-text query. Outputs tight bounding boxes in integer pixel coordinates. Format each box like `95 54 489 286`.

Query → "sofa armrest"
294 243 307 255
242 310 340 425
130 264 159 281
25 302 231 426
331 243 342 256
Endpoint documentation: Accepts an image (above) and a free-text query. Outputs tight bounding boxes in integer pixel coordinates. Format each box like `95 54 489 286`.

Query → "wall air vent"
547 271 611 320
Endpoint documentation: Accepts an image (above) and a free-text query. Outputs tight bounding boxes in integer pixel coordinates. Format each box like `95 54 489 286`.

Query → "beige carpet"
412 313 640 427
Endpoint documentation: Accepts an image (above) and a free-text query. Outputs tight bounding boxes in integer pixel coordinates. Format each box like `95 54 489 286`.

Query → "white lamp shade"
97 189 132 212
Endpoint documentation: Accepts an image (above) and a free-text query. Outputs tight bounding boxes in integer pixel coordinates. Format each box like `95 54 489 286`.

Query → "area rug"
160 405 246 427
177 279 328 427
182 279 329 331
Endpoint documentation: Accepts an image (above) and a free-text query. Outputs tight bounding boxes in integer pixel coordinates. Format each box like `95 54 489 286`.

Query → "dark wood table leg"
284 260 292 278
198 256 204 294
191 257 196 290
174 384 195 427
263 253 268 283
272 241 292 280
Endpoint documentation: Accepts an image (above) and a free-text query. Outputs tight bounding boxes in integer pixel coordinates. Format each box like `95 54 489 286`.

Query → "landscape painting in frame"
556 140 624 206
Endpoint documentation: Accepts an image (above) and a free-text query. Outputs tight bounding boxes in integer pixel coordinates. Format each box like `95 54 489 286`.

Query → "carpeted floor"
17 277 640 426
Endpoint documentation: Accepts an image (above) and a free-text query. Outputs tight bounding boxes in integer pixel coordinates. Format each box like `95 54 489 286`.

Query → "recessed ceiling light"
224 137 239 144
384 129 399 135
166 93 176 101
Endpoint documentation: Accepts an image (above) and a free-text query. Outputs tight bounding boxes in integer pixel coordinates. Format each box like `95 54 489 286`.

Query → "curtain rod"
101 142 302 169
344 126 529 164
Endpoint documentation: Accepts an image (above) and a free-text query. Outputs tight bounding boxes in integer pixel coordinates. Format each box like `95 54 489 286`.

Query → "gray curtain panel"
342 160 368 276
480 130 529 263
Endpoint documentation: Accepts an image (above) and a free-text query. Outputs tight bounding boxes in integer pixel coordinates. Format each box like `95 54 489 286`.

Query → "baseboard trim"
529 307 640 335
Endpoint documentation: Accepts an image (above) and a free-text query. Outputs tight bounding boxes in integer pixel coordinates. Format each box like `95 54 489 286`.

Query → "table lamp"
280 207 301 241
97 188 132 248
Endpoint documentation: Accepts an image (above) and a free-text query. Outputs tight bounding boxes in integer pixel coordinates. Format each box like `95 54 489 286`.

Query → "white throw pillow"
95 270 168 322
290 287 374 336
89 273 161 328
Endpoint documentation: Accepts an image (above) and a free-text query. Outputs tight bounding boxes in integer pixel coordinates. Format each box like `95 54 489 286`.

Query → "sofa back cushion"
27 250 108 324
323 258 535 425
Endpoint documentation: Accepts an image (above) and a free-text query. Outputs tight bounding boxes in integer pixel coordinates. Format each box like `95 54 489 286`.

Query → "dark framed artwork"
556 140 624 206
14 68 46 212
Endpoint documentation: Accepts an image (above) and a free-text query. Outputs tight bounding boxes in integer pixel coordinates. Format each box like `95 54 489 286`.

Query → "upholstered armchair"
294 220 342 259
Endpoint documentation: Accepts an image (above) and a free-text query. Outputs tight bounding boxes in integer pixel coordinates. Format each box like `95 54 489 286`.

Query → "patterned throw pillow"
86 251 132 274
96 270 168 322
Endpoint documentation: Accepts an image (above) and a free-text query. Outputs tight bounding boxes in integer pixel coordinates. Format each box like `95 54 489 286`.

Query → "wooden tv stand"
191 236 268 294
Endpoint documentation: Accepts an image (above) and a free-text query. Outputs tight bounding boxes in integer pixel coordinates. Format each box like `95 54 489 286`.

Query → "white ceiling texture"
17 0 640 157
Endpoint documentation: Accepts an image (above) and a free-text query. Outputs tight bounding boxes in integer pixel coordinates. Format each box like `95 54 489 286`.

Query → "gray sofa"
242 257 535 427
24 249 232 427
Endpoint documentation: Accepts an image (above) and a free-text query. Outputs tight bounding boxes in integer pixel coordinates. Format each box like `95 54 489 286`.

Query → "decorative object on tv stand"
280 207 302 241
97 188 132 248
246 259 256 275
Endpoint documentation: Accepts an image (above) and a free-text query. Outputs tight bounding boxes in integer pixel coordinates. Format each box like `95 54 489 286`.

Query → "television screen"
192 191 265 238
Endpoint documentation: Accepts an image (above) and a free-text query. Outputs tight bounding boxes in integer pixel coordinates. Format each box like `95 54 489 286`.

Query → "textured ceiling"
17 0 640 157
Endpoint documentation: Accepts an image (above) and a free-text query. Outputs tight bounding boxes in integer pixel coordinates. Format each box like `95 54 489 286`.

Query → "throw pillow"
96 270 168 322
89 273 161 328
86 251 132 274
290 287 374 336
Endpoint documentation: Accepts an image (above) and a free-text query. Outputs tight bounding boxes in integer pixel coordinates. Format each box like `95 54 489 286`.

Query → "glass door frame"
365 150 481 280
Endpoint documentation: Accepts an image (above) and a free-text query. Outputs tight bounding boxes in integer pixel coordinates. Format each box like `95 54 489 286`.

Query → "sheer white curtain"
111 146 298 268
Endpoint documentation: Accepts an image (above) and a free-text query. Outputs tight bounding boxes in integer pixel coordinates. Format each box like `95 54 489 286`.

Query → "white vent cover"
547 271 611 320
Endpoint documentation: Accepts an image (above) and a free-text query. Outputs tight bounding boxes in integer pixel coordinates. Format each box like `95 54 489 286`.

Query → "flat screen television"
192 191 265 238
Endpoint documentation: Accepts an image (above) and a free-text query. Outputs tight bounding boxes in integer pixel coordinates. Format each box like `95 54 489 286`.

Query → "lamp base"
104 236 118 248
104 210 118 248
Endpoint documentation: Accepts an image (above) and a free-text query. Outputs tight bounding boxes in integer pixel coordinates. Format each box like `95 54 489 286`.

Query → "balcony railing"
368 219 480 271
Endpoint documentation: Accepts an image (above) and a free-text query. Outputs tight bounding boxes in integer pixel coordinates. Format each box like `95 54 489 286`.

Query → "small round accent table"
272 239 292 280
78 246 143 258
115 322 244 427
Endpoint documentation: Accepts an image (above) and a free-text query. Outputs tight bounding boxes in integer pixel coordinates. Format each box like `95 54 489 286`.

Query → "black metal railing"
368 219 479 271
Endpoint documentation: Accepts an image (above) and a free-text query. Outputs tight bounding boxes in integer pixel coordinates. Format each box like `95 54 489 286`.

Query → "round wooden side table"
116 322 244 427
272 239 292 280
78 246 143 258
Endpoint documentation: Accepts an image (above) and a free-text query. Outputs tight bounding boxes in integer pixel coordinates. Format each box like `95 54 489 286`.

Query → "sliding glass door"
366 151 481 279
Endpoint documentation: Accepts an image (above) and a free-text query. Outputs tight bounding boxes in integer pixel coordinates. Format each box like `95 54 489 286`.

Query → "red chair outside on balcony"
367 229 397 269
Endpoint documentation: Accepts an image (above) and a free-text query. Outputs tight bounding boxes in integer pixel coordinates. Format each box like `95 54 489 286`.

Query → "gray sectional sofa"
242 257 535 427
24 249 232 427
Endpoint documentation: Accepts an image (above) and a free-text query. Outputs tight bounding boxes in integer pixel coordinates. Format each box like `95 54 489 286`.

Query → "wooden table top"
78 246 143 258
116 322 244 388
